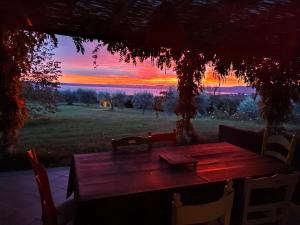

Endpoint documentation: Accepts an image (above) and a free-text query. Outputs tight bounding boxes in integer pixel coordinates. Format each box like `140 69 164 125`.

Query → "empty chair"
111 136 150 152
261 130 297 166
27 149 75 225
148 129 177 147
241 172 300 225
172 180 234 225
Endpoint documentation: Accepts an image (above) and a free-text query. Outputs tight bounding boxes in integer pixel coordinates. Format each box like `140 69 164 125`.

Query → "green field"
3 104 299 169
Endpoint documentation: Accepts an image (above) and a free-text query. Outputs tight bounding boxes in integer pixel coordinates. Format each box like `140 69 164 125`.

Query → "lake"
59 84 256 96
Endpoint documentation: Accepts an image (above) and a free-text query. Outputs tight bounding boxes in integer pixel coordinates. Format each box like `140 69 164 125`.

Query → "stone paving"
0 167 70 225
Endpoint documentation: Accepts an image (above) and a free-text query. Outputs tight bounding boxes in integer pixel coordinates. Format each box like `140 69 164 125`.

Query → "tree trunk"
110 99 114 111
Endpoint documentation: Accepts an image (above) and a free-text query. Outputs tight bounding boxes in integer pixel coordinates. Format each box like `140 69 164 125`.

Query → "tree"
195 92 210 115
76 89 98 105
61 90 78 105
238 58 300 133
112 92 127 108
0 30 60 154
162 87 179 115
132 92 154 114
237 96 259 120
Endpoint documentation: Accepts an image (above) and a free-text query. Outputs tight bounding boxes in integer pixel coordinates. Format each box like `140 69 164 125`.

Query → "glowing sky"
54 35 244 86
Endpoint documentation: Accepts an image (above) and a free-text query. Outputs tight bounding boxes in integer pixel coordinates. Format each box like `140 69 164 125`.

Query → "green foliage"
174 51 207 120
209 95 243 117
237 96 259 120
0 30 60 152
239 58 300 133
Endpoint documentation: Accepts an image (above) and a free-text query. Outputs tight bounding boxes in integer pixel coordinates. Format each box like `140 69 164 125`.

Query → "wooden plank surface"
71 142 291 201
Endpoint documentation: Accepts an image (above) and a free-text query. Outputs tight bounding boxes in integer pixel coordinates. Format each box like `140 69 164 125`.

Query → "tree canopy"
0 30 61 153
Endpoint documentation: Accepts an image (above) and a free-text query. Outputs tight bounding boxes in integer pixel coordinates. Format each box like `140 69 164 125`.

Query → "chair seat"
56 199 76 225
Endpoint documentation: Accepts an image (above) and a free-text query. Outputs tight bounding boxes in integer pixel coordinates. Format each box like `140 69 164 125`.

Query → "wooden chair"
27 149 75 225
148 129 177 147
242 172 300 225
261 130 297 166
172 180 234 225
111 136 150 152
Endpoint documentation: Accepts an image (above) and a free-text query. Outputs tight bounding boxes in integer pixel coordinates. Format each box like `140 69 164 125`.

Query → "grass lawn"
2 104 299 170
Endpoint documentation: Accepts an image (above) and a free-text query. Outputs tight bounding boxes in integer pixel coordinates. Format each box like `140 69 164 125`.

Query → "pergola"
1 0 300 59
1 0 300 152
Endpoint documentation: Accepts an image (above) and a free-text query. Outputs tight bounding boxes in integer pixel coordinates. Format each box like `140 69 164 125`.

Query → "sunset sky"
54 35 244 87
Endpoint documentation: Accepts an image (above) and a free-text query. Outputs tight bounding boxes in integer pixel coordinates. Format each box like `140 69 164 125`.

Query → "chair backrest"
111 136 151 152
242 172 300 225
27 149 39 164
261 130 297 166
172 180 234 225
148 129 177 147
27 150 58 225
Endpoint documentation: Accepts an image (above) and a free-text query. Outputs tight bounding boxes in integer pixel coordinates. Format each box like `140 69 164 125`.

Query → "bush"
236 96 259 120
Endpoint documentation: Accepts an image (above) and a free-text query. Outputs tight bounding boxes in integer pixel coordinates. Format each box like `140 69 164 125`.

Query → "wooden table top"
70 142 290 201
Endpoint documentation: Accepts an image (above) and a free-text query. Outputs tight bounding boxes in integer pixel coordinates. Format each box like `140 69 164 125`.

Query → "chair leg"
224 209 232 225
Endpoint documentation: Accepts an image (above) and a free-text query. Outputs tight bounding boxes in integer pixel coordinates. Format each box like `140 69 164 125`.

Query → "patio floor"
0 167 300 225
0 167 70 225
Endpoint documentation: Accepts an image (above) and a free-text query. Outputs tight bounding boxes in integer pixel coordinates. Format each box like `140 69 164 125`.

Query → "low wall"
218 124 300 203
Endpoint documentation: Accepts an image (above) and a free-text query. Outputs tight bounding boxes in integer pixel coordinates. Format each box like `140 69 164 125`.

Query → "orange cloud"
60 70 244 87
59 74 178 86
202 70 245 87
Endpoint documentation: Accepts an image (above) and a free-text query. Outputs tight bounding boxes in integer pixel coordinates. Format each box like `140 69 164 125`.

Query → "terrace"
1 1 300 225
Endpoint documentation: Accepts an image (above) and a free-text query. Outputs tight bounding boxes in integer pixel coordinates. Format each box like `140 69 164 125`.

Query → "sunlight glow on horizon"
55 35 245 87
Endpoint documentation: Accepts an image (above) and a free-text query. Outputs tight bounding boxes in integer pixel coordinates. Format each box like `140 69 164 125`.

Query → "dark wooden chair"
27 149 75 225
111 136 151 152
148 129 177 147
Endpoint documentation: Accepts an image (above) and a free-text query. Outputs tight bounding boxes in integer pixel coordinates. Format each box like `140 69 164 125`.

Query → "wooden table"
67 142 291 225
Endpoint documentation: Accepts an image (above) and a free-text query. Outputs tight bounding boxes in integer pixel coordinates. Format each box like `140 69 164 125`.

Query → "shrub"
237 96 259 120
